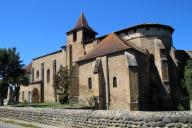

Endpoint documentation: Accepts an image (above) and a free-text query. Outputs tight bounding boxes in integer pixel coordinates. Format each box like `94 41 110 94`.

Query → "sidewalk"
0 118 61 128
0 122 20 128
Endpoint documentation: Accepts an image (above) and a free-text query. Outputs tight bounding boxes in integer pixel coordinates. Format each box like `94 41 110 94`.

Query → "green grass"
9 102 83 109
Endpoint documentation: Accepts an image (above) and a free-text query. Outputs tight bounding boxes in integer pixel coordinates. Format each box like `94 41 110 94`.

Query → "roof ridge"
76 33 131 62
112 33 132 47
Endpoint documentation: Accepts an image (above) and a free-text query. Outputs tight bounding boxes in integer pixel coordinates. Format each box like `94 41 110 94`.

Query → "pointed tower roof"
66 12 97 34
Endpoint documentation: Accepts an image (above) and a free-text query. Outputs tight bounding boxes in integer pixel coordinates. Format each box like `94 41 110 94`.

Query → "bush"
52 66 72 104
178 104 185 111
58 94 69 104
182 60 192 99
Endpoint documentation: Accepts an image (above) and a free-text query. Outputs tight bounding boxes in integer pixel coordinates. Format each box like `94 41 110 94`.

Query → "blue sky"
0 0 191 65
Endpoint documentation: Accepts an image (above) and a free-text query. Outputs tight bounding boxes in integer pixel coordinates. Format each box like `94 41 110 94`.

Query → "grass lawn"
9 102 83 109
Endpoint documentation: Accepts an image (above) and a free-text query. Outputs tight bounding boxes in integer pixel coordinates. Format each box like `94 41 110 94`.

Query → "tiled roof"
77 33 135 62
66 12 97 34
115 23 174 34
25 62 32 73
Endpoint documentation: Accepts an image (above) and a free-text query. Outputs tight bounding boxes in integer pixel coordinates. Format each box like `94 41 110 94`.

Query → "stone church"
20 13 191 111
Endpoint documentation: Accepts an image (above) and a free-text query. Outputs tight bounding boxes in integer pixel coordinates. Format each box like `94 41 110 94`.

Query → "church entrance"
32 88 39 103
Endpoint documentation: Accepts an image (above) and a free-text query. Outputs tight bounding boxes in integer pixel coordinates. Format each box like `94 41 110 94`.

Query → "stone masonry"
0 107 192 128
20 12 191 111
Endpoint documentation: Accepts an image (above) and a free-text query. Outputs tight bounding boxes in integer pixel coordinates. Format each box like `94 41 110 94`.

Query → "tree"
14 71 30 103
0 80 9 106
182 59 192 99
52 66 72 104
0 48 26 105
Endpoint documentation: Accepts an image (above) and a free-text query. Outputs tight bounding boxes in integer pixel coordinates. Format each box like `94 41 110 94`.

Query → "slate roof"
66 12 97 34
77 33 147 62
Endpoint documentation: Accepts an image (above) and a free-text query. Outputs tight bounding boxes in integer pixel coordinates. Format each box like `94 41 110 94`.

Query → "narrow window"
160 49 167 58
161 60 169 81
73 32 77 41
36 70 39 78
41 63 44 81
113 77 117 88
28 91 32 103
22 91 24 101
47 69 50 83
60 65 63 69
88 77 92 90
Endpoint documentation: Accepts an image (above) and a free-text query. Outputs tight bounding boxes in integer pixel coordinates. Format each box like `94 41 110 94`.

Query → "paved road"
0 123 20 128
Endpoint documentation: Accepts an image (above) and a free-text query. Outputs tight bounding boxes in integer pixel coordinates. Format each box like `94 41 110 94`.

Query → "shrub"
58 94 69 104
178 104 185 111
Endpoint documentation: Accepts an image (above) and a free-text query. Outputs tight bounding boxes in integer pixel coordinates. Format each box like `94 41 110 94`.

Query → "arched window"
22 91 24 101
47 69 50 83
36 70 39 78
88 77 92 90
113 77 117 88
59 65 63 69
73 32 77 41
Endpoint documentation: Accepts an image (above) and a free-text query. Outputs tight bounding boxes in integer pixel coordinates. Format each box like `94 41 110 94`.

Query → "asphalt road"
0 123 20 128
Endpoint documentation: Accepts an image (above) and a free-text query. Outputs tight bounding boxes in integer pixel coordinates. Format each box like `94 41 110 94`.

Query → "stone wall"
0 107 192 128
20 50 67 103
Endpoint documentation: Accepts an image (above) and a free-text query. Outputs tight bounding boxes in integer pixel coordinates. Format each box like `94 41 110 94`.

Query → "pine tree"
0 48 27 105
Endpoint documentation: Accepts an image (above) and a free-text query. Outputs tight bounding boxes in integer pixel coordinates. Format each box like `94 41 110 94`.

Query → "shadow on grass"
8 102 95 109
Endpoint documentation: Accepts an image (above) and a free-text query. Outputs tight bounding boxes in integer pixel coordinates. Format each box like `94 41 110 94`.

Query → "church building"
20 13 191 111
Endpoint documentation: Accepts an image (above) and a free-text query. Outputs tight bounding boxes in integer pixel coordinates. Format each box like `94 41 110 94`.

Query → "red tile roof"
25 62 32 73
77 33 135 62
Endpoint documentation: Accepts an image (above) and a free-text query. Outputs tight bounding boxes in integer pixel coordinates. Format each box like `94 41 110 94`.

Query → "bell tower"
66 12 97 44
65 13 97 102
66 12 97 64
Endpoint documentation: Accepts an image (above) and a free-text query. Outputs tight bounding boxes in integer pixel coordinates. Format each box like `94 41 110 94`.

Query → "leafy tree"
52 66 72 104
0 48 27 105
14 71 30 103
182 59 192 99
0 80 9 106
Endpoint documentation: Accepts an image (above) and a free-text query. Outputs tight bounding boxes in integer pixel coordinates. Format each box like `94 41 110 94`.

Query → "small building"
20 13 191 111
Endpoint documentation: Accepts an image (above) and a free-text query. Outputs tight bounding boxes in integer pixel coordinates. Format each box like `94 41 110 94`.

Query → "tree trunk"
15 85 20 103
0 93 4 106
54 89 57 102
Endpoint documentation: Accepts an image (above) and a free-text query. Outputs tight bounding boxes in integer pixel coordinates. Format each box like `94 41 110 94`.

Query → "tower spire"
66 12 97 35
75 12 89 28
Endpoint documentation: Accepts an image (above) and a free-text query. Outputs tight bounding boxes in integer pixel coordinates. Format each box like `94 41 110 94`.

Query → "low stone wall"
0 107 192 128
